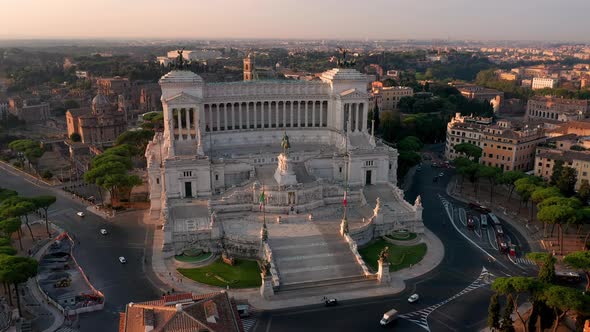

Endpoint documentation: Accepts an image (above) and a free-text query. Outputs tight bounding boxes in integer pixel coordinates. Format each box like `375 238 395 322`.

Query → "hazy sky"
2 0 589 41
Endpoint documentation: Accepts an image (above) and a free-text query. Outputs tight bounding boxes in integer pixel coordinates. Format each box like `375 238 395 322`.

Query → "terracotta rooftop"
119 291 243 332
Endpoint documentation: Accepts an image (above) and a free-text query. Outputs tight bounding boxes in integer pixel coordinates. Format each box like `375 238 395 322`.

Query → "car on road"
468 203 491 213
100 229 108 235
438 172 444 177
416 166 422 172
236 304 250 317
76 211 85 217
323 298 338 307
467 217 475 230
119 256 127 264
480 215 488 228
380 308 398 326
408 294 420 303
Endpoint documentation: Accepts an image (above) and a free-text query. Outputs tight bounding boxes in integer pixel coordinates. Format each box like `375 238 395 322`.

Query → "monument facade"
145 59 423 264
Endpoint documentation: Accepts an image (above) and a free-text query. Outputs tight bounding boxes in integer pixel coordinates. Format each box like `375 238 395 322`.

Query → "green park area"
177 258 261 288
359 239 427 272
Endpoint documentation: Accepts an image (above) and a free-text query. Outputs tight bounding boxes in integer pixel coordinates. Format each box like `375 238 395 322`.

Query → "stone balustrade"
343 233 372 276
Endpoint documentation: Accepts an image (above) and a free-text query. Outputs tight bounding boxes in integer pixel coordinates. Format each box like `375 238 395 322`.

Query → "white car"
76 211 85 217
408 294 420 303
438 172 444 177
100 229 108 235
119 256 127 264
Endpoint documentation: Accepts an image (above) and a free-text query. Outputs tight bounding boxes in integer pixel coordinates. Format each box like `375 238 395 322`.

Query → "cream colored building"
535 135 590 190
369 85 413 111
532 77 558 90
446 113 546 171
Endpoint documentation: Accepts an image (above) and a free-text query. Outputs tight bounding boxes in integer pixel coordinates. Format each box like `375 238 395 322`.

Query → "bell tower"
243 54 255 81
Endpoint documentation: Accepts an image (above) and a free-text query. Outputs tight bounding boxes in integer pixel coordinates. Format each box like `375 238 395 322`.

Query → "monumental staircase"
268 224 378 293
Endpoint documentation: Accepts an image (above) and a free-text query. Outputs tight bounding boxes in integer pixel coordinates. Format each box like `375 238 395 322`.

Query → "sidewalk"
26 225 65 332
144 210 445 310
446 176 544 252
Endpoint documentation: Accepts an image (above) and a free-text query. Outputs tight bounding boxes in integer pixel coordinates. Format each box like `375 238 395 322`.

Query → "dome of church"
91 93 111 113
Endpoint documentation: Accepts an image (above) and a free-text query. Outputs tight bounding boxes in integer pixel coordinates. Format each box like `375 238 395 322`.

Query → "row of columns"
344 102 368 133
168 100 369 140
204 100 328 132
171 107 199 141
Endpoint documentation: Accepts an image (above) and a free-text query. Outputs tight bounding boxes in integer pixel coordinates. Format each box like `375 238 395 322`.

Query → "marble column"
208 105 213 132
177 108 183 140
231 104 236 130
355 103 360 132
239 103 243 129
183 108 190 139
192 107 199 138
283 101 287 127
312 101 316 127
224 104 228 131
362 102 368 132
319 102 324 127
347 104 352 133
254 103 258 128
276 102 280 128
304 101 308 127
168 108 175 141
290 102 294 127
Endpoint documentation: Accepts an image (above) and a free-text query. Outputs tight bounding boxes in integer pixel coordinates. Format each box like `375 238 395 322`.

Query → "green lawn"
178 258 261 288
384 232 418 241
359 239 427 272
174 252 213 263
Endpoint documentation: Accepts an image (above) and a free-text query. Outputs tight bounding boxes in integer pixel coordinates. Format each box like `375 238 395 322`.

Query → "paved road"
253 154 536 331
0 164 159 332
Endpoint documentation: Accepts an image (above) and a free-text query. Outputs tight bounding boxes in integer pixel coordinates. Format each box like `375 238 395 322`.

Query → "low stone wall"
175 231 262 261
382 234 422 246
262 243 280 287
343 233 372 276
350 221 375 246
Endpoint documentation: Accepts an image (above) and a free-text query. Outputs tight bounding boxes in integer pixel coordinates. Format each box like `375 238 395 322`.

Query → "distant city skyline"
1 0 589 42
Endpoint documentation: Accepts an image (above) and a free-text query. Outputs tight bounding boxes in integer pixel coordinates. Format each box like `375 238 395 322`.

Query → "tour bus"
488 213 502 226
555 271 582 283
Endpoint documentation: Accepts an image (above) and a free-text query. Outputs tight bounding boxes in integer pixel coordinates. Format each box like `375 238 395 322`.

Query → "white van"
380 308 398 326
236 304 250 317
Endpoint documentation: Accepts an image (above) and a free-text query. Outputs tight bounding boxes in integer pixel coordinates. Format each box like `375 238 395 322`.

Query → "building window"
183 171 192 177
365 160 374 166
156 178 160 184
584 172 588 177
339 167 343 173
215 174 219 181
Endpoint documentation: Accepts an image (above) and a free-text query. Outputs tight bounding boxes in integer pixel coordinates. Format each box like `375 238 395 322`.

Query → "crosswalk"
241 314 258 332
514 257 536 266
399 267 495 331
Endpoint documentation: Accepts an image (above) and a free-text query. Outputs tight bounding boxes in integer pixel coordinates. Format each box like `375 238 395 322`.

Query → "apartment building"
369 82 413 111
535 135 590 190
532 77 559 90
445 113 546 171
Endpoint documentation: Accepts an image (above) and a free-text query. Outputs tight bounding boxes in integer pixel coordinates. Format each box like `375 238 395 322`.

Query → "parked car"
100 229 108 235
408 294 420 303
480 215 488 228
76 211 85 217
439 172 444 177
119 256 127 264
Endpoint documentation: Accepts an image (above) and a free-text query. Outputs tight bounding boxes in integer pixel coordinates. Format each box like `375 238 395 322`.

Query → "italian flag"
343 191 347 207
259 191 265 211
